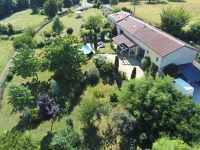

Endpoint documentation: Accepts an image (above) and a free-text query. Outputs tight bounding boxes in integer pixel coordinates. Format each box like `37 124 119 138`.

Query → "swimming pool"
79 45 92 54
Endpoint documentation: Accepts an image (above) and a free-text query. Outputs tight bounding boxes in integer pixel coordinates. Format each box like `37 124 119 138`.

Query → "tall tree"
43 36 88 79
85 15 103 32
8 83 34 111
52 15 63 35
50 79 60 96
12 34 36 49
63 0 73 8
12 46 40 80
16 0 29 9
160 6 190 37
93 33 97 54
118 75 200 145
114 56 119 73
0 131 38 150
36 93 60 120
50 127 82 150
131 67 136 79
43 0 58 17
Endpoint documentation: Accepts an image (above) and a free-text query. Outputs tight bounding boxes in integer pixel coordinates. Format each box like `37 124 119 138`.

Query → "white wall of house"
117 25 163 68
161 47 197 68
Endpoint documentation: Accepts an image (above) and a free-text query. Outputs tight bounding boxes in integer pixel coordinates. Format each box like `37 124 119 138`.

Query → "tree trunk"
51 120 54 132
35 74 38 82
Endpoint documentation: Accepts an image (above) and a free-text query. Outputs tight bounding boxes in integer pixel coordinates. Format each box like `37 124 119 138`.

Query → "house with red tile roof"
107 11 200 80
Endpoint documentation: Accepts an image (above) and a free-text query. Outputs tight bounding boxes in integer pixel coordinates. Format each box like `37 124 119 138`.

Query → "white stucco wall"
161 47 197 68
117 25 163 68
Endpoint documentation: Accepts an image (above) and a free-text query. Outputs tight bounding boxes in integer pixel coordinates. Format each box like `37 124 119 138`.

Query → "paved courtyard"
104 54 144 80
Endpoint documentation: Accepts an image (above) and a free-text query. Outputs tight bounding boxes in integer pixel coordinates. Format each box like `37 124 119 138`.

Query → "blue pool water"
80 45 92 54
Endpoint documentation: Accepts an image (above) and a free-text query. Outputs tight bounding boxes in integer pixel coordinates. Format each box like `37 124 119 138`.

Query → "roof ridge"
128 16 185 46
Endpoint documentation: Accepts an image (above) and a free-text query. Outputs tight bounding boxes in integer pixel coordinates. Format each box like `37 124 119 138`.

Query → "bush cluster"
109 91 118 102
93 89 105 98
43 31 51 38
5 71 13 82
118 71 128 80
93 54 114 73
30 108 40 122
86 67 100 81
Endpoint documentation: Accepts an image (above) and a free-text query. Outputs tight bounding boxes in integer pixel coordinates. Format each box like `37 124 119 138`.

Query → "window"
156 57 158 61
146 51 149 54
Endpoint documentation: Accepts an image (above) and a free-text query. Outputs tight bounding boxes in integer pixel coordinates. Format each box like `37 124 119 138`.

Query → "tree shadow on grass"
11 116 40 133
100 72 115 85
145 0 168 5
82 123 103 150
52 75 87 119
40 131 53 150
102 124 117 149
23 80 50 97
67 81 88 114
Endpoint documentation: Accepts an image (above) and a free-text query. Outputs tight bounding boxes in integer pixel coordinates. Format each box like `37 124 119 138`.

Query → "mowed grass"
0 9 47 30
0 40 14 74
0 58 119 149
34 8 103 42
115 0 200 27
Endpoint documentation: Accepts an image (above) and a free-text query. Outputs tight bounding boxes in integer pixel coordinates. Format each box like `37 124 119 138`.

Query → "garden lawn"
0 58 119 149
115 0 200 27
34 8 103 42
0 40 14 74
0 9 47 30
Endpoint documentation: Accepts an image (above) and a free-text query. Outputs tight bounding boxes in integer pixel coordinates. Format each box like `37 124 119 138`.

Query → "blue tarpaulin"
177 63 200 83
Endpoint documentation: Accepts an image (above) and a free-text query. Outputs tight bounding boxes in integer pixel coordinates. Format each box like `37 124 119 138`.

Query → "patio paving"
103 54 144 80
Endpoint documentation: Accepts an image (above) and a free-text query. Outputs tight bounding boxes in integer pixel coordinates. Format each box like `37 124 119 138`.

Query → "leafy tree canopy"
0 131 38 150
189 21 200 41
118 75 200 144
85 15 103 32
50 127 82 150
12 34 36 49
152 137 194 150
160 6 190 37
8 83 34 112
43 36 88 79
43 0 58 17
12 46 40 80
36 93 60 120
52 15 64 35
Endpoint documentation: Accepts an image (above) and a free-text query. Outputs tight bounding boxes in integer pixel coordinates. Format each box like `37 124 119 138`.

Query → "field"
0 58 119 149
0 41 14 74
0 9 47 30
34 8 103 42
114 0 200 28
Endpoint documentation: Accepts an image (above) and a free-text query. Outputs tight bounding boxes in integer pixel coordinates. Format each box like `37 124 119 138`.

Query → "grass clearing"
0 40 14 74
34 8 103 42
0 9 47 30
0 58 119 149
115 0 200 26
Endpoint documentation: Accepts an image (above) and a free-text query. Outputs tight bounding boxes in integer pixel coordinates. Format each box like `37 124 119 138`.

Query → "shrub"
66 116 73 127
86 67 100 81
30 108 40 122
93 89 105 98
43 31 51 38
131 67 136 79
118 71 128 80
141 56 151 71
93 54 114 73
66 27 73 35
37 41 45 48
0 35 9 40
52 32 57 37
93 4 97 8
109 91 118 102
14 29 23 34
5 71 13 81
13 34 36 49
